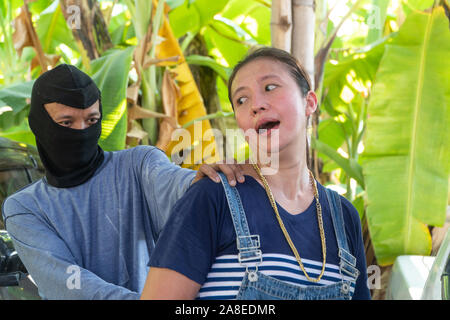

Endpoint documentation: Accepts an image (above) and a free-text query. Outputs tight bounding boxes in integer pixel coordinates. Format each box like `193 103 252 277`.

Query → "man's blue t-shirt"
150 175 371 300
2 146 195 299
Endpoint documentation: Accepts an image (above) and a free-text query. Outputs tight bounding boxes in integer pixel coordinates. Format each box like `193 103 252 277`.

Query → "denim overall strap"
217 173 262 271
324 188 359 283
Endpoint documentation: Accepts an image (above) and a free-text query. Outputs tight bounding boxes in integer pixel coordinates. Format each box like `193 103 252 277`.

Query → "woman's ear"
305 91 318 117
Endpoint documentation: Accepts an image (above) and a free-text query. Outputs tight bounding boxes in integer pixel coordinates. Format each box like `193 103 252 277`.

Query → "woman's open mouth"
257 120 280 135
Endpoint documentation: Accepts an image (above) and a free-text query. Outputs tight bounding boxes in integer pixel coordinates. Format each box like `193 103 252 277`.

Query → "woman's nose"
251 94 269 114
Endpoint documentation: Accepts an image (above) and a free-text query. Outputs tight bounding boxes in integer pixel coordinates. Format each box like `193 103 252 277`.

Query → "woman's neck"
242 135 315 214
259 154 311 201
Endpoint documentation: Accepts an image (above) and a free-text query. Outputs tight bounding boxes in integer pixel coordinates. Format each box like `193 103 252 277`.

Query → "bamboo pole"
270 0 292 52
291 0 316 90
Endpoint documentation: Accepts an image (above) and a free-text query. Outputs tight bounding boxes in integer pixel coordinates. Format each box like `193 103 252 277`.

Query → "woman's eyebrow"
232 86 247 101
260 74 281 82
232 74 282 100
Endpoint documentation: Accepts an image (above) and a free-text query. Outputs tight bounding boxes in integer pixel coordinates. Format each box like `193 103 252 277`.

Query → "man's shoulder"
109 145 167 163
2 180 44 218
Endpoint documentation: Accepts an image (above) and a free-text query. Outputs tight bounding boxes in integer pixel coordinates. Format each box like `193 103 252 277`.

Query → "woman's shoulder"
181 174 261 215
317 183 362 229
181 176 229 208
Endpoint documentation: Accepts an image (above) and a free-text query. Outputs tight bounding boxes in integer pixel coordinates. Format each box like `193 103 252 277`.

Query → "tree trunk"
59 0 113 60
271 0 292 52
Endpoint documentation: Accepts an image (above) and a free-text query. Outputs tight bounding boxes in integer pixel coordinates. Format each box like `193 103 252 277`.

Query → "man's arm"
4 212 139 300
139 147 244 237
139 148 196 238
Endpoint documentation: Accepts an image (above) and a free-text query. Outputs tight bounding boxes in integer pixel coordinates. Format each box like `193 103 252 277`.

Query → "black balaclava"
29 64 104 188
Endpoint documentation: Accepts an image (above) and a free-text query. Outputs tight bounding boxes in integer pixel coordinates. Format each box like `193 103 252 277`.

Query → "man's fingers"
235 164 245 183
195 162 245 186
197 164 220 183
217 164 236 186
223 159 245 184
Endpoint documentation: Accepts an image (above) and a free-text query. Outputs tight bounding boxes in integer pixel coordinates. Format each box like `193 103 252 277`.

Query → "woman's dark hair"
227 47 312 108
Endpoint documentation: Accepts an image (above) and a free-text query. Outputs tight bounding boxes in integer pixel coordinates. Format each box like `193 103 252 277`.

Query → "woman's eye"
265 84 277 91
236 97 247 105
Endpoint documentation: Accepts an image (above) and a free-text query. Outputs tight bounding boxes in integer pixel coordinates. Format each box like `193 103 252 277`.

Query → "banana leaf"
35 1 78 53
312 137 365 188
0 81 33 132
220 0 271 45
362 7 450 266
168 0 229 38
90 46 134 151
185 54 232 82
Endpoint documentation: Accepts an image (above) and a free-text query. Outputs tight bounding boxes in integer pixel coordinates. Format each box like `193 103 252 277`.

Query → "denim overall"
218 173 359 300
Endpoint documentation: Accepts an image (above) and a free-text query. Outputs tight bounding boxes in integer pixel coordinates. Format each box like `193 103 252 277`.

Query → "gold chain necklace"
252 164 327 283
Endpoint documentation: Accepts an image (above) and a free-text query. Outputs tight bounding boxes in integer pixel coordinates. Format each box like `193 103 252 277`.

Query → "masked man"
1 64 243 299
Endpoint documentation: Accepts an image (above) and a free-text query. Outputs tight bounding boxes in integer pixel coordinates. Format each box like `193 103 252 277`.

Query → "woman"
141 47 370 300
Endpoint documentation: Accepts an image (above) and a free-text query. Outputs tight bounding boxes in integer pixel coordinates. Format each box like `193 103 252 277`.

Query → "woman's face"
230 58 316 155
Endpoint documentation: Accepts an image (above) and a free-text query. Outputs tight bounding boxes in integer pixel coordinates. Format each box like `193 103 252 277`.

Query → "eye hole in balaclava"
29 64 105 188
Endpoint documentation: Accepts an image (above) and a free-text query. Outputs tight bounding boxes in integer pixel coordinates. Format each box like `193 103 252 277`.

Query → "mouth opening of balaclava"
28 64 105 188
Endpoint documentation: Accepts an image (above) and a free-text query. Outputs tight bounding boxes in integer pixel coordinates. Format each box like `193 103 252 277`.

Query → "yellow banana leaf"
153 0 221 169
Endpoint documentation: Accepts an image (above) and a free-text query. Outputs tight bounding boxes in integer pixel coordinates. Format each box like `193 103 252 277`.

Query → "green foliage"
35 1 78 54
0 0 29 85
90 46 135 151
185 54 231 82
169 0 229 38
0 81 33 132
363 7 450 265
316 33 389 202
169 0 270 112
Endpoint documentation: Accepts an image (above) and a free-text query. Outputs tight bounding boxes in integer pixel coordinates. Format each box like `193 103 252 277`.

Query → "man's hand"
193 161 245 187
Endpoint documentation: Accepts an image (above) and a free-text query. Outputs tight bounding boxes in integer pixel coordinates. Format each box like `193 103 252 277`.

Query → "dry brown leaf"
12 9 32 57
143 55 180 68
156 69 182 151
31 54 61 71
126 83 140 106
128 104 170 121
126 125 149 140
155 120 176 151
13 5 48 72
134 40 151 71
126 120 148 148
161 69 180 117
46 54 61 67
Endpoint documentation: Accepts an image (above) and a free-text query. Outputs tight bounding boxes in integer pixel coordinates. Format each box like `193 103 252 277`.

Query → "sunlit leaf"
185 54 231 82
363 8 450 265
168 0 228 38
89 46 134 151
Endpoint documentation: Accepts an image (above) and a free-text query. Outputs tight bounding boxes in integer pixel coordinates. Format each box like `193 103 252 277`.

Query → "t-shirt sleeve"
340 196 371 300
148 178 225 285
137 147 196 238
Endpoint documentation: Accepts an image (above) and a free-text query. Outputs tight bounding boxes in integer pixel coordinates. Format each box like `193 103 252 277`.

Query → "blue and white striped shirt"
150 175 370 300
198 253 356 299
